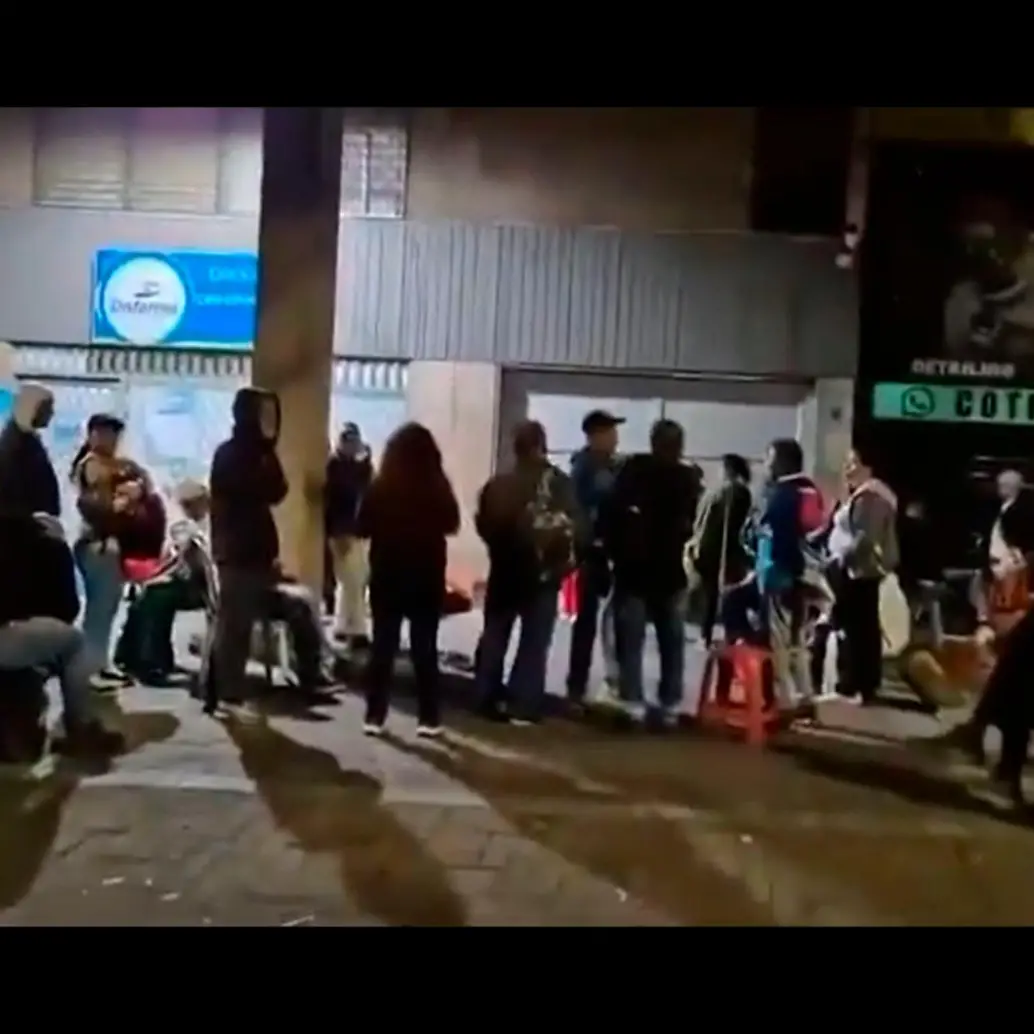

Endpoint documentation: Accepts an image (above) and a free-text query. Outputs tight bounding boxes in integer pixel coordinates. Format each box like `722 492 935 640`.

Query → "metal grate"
340 116 408 219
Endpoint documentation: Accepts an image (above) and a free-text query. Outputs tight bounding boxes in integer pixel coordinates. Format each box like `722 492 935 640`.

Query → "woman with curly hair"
355 422 461 737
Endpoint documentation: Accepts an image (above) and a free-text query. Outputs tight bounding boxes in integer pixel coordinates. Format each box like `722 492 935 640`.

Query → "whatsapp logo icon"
900 385 936 419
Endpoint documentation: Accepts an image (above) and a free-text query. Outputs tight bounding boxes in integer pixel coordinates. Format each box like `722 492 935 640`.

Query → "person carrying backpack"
474 420 586 725
755 438 826 711
602 419 698 727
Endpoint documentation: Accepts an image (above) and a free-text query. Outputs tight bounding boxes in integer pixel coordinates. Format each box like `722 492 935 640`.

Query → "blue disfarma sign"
91 248 258 350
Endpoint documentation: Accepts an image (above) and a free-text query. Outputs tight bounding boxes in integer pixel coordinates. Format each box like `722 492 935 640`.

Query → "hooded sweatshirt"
325 443 373 537
0 383 60 520
209 388 288 569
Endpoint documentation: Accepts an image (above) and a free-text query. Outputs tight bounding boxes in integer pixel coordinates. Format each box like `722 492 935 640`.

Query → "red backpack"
797 483 826 537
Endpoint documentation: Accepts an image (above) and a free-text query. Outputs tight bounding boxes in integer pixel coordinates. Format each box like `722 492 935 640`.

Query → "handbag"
879 572 912 658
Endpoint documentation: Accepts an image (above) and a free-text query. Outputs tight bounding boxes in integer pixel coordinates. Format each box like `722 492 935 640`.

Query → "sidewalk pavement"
1 611 1031 927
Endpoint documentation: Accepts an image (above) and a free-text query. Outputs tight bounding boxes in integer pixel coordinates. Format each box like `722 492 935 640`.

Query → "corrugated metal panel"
33 108 129 209
126 107 219 214
336 221 857 377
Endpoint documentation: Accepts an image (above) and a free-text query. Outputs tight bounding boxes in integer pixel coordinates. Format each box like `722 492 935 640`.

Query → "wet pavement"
2 611 1033 926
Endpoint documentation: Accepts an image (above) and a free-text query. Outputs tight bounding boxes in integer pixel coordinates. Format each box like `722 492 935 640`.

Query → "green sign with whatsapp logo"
872 382 1034 426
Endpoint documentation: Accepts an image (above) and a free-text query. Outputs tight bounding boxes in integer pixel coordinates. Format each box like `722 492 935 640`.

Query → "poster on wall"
863 145 1034 385
91 248 257 350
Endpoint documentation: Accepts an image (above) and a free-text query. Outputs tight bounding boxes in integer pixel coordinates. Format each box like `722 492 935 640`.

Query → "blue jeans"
0 617 97 725
475 587 558 721
74 541 125 669
567 554 614 698
615 591 686 710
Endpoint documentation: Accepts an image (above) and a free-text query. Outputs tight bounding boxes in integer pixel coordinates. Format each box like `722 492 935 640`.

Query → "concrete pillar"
406 360 500 582
252 108 342 592
797 378 854 503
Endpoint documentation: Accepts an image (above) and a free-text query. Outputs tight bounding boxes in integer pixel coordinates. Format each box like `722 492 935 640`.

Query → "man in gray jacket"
827 446 899 704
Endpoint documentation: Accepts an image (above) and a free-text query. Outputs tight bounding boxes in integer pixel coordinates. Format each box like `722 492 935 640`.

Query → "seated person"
115 480 210 683
0 511 123 756
119 480 334 690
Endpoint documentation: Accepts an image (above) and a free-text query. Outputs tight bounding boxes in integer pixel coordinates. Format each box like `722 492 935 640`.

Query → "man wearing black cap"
566 409 624 707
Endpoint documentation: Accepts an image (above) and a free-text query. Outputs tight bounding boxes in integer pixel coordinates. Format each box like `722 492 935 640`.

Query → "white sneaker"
363 722 385 737
622 702 647 724
659 707 681 729
416 725 442 739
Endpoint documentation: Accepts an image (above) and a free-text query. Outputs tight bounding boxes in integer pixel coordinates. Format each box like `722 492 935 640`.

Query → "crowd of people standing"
2 377 1034 812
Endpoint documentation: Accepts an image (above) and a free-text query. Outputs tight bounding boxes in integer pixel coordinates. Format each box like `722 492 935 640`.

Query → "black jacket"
602 454 698 600
0 514 78 627
694 480 753 585
0 421 60 519
210 388 288 570
325 452 373 537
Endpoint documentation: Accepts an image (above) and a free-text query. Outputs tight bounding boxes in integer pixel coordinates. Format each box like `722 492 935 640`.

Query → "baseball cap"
581 409 625 435
340 421 361 440
87 412 125 434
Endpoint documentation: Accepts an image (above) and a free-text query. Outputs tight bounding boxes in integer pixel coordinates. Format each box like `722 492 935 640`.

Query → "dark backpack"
525 466 576 583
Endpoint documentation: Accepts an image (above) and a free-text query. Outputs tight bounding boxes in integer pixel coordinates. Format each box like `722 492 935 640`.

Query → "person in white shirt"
971 469 1034 631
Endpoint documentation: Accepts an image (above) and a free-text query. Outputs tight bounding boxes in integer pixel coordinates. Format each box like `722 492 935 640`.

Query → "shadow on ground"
0 703 180 914
222 717 467 927
386 728 774 926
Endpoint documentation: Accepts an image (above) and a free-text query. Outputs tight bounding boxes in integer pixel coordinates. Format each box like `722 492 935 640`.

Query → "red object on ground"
696 642 780 746
560 570 580 619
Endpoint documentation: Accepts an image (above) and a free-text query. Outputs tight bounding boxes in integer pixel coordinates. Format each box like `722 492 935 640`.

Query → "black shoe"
294 686 338 706
985 767 1026 811
53 722 125 757
477 701 511 724
130 668 174 687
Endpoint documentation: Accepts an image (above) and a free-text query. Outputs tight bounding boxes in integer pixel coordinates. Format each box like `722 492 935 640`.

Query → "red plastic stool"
696 642 780 746
560 570 580 622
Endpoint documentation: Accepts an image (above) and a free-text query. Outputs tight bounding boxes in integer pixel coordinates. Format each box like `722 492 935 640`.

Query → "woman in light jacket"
70 413 151 688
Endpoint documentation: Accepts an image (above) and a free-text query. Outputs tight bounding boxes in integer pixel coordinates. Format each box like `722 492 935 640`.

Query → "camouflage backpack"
526 466 576 583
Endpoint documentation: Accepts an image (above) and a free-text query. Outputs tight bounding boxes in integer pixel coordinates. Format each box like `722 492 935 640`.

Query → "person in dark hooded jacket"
602 419 697 727
325 422 374 647
207 388 288 708
0 382 60 521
